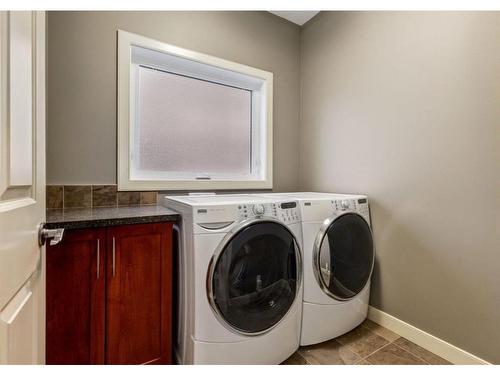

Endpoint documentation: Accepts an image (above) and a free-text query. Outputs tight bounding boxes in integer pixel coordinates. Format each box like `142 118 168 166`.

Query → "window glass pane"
133 66 252 178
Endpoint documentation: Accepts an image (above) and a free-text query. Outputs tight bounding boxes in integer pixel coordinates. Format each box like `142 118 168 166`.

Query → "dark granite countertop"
46 205 179 230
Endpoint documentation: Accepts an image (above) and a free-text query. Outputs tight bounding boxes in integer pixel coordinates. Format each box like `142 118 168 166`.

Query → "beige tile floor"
282 319 451 365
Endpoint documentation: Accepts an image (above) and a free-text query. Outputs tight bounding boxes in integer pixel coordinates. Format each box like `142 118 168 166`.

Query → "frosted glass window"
132 67 252 178
117 31 273 190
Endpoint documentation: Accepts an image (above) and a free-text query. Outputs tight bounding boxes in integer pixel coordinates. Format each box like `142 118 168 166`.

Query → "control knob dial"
252 204 265 215
341 200 350 210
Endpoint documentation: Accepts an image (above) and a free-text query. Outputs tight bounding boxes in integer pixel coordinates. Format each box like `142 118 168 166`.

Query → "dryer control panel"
332 198 370 220
237 201 300 224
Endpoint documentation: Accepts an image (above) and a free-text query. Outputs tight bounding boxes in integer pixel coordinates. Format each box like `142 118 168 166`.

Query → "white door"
0 11 46 364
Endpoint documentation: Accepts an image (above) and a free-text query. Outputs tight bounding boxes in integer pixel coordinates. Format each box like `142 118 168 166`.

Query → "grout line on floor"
335 341 364 363
357 322 430 364
345 345 363 363
358 341 393 363
294 350 312 365
353 358 368 365
391 340 433 365
364 319 401 343
353 322 396 362
292 321 449 365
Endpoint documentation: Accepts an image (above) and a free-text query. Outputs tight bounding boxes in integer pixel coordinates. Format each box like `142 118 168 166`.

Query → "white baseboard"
367 306 491 365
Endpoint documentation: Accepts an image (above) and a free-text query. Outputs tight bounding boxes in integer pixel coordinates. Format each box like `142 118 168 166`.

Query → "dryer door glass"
317 213 374 300
211 221 300 334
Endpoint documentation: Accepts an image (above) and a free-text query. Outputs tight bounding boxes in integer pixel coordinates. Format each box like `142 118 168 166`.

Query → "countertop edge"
45 206 180 230
45 214 179 230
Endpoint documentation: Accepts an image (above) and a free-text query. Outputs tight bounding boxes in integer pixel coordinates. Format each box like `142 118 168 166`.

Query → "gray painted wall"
300 12 500 363
47 11 301 192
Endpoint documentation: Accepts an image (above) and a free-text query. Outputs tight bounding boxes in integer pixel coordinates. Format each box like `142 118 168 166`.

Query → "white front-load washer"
164 194 303 364
257 192 374 346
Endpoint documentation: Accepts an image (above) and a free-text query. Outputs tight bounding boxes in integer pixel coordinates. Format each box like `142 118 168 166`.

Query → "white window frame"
117 30 273 191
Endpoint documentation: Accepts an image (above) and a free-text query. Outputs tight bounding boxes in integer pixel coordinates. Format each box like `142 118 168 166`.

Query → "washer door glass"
211 221 299 334
317 213 374 300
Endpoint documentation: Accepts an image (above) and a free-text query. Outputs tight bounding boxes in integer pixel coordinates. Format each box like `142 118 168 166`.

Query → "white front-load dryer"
257 192 374 346
164 194 303 364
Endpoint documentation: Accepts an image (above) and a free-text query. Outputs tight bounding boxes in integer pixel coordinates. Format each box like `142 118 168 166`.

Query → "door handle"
96 239 100 279
112 237 116 277
38 223 65 246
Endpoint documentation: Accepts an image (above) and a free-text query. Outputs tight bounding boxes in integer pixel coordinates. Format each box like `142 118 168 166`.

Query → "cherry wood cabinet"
106 223 172 364
46 228 106 364
46 222 173 365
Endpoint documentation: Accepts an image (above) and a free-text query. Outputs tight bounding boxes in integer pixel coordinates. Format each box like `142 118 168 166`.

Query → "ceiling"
269 11 320 26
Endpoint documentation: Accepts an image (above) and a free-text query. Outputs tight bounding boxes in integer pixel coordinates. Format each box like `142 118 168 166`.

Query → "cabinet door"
106 223 173 365
46 228 106 364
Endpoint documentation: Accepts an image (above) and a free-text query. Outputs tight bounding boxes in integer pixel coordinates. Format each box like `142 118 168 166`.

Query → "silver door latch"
38 223 65 246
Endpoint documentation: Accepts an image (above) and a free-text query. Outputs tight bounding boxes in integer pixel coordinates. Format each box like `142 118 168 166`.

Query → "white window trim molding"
117 30 273 191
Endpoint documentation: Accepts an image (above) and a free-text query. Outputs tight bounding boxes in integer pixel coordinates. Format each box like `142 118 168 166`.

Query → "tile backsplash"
64 185 92 209
47 185 157 209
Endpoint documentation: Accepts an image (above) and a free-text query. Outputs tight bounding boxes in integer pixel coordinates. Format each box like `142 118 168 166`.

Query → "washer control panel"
237 201 300 223
278 201 300 223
